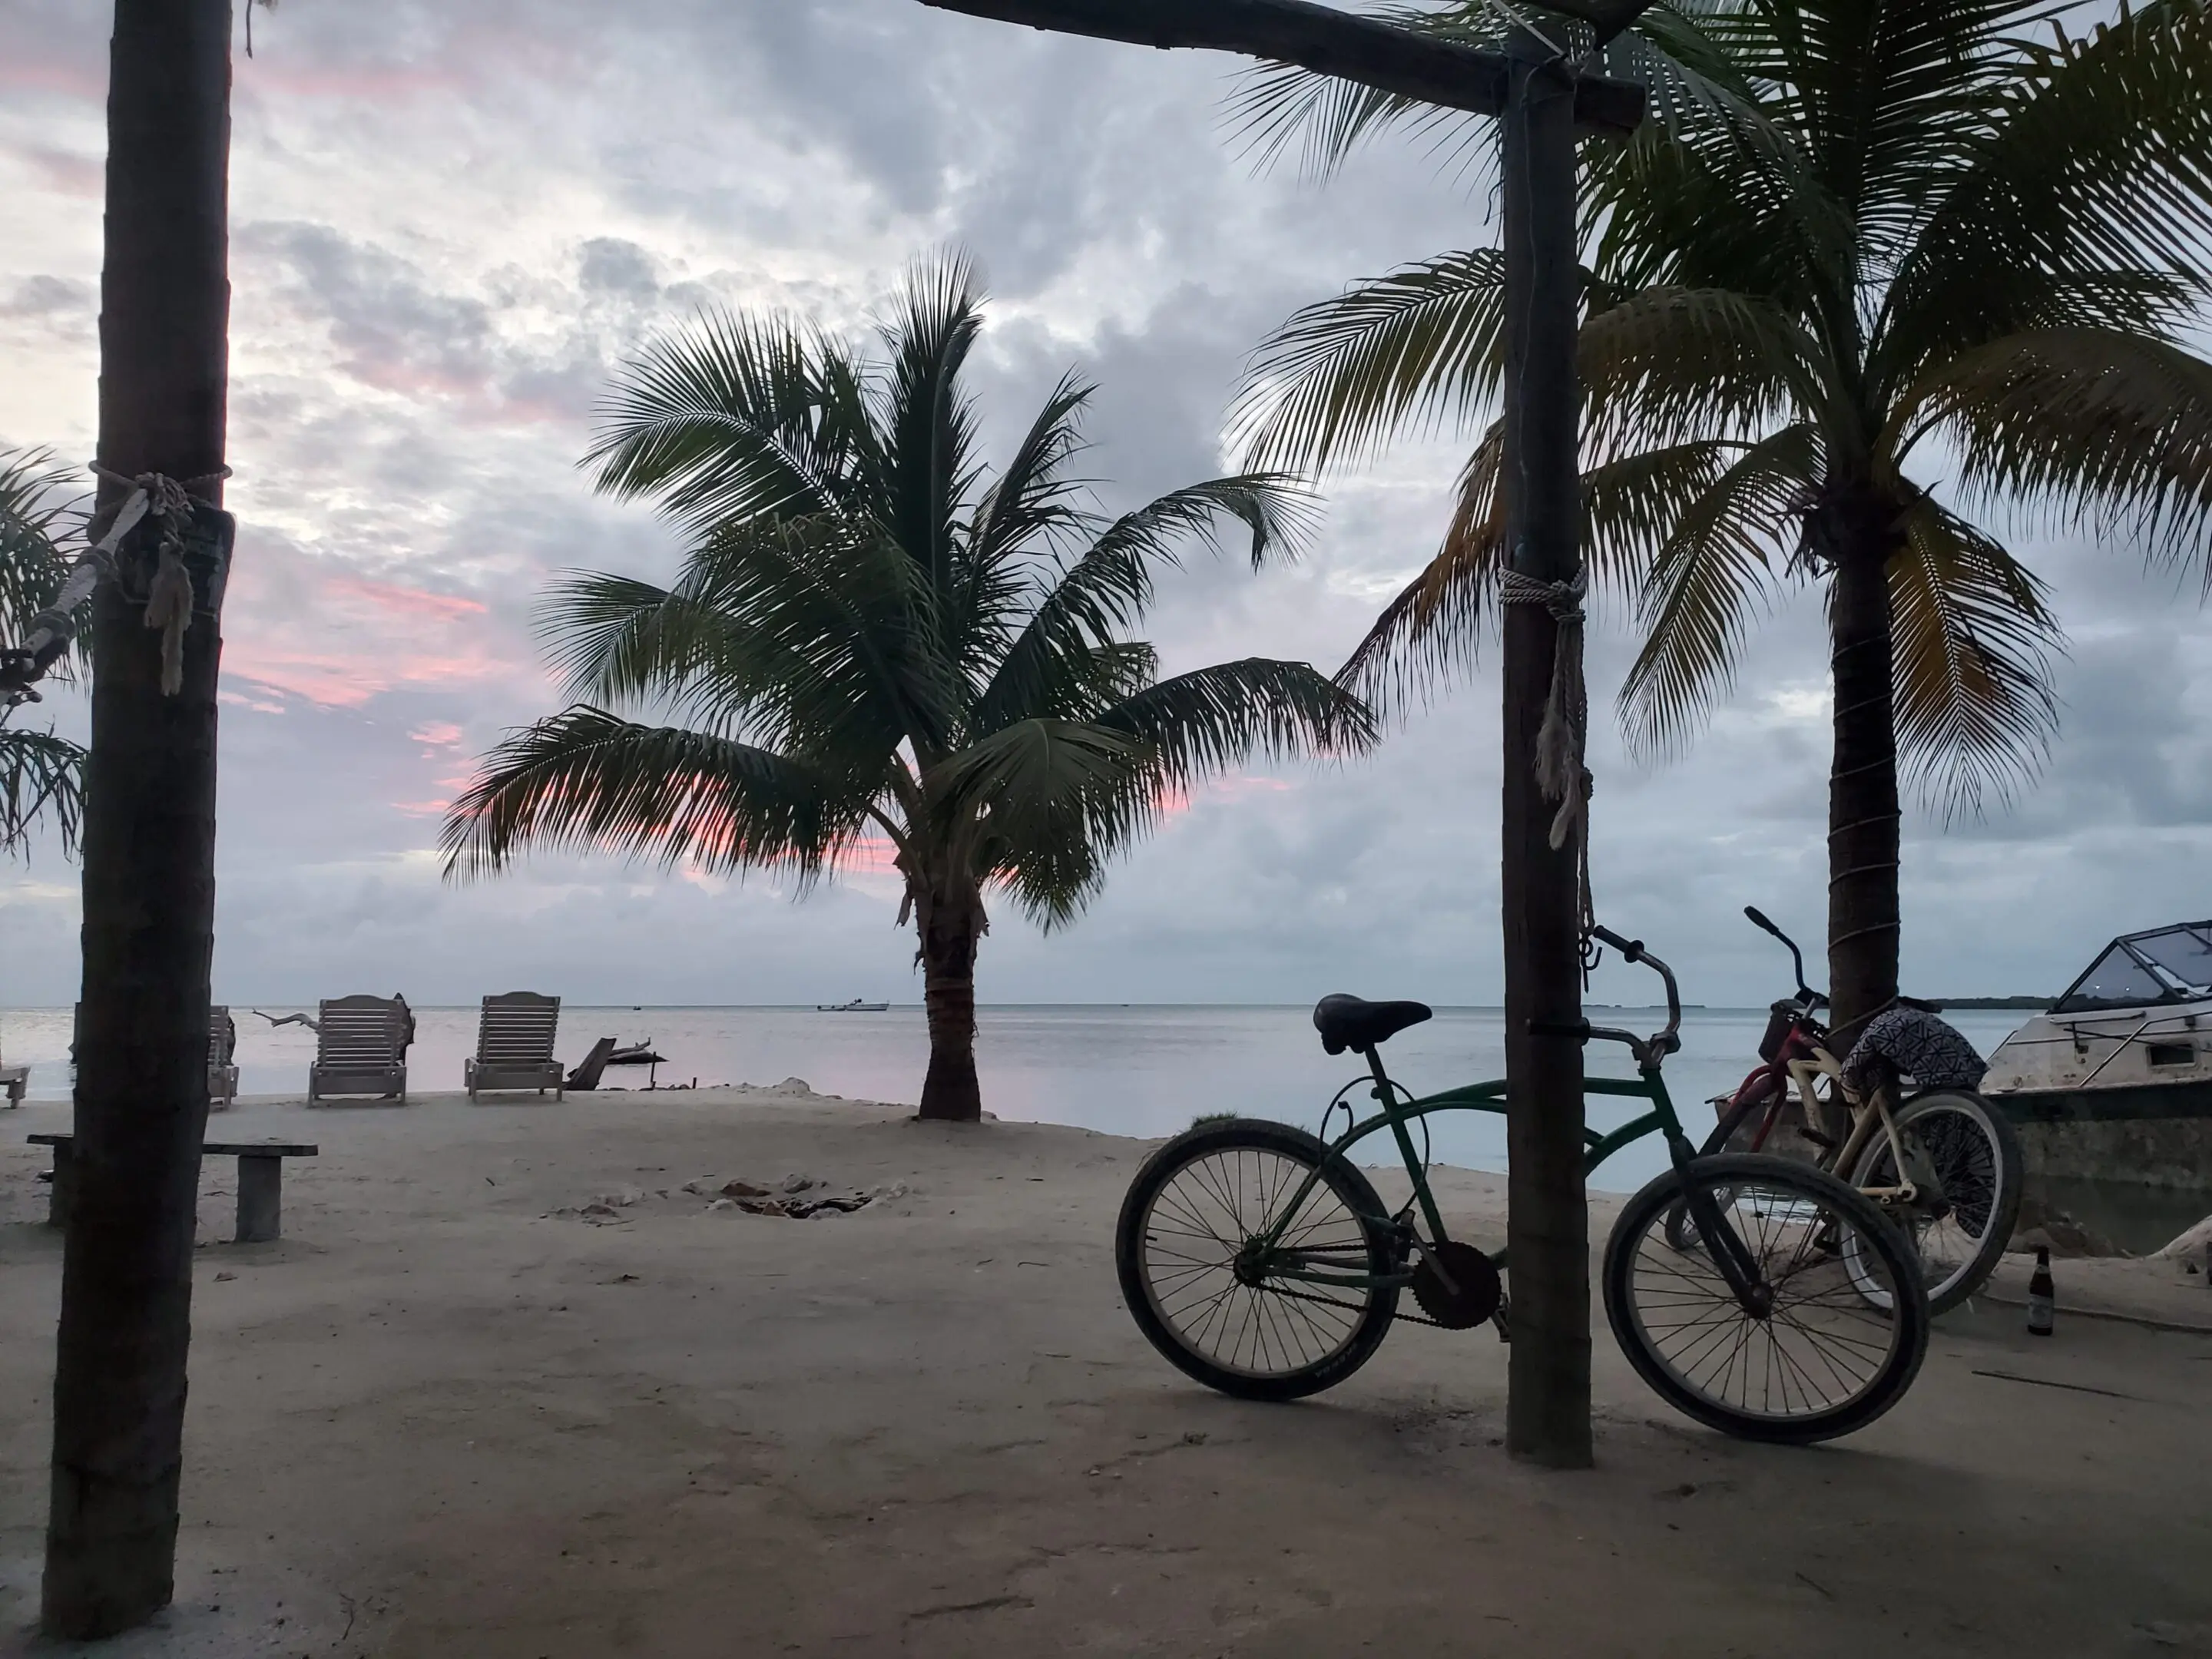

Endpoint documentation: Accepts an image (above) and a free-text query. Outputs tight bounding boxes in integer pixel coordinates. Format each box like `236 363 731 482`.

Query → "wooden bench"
30 1133 318 1243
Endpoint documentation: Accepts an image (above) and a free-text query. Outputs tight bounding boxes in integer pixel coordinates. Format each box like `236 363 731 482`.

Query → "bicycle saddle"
1313 994 1433 1056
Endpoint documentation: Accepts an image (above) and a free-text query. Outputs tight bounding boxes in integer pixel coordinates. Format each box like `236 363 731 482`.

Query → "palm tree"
0 449 89 856
443 254 1375 1120
1230 1 2212 1028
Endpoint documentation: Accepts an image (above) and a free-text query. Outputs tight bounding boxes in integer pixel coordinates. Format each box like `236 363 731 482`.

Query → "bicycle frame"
1251 1044 1700 1293
1731 1031 1926 1210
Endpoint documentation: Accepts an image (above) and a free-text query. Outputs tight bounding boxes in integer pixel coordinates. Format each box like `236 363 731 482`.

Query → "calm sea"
0 1003 2032 1194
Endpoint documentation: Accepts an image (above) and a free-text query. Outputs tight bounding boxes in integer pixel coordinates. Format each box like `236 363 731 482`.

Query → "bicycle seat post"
1363 1044 1395 1100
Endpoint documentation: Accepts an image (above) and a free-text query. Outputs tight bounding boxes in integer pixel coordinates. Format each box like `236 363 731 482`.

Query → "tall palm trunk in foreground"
44 0 232 1637
446 256 1375 1121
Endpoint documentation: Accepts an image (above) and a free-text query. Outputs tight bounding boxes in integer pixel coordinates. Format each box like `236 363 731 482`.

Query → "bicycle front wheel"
1604 1154 1929 1445
1847 1089 2023 1315
1115 1118 1400 1402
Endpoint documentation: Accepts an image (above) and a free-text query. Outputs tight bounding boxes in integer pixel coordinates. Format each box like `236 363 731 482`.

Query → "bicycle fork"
1668 1134 1774 1319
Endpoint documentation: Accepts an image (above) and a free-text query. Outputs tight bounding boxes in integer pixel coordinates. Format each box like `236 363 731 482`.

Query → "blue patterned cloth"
1840 1007 1987 1094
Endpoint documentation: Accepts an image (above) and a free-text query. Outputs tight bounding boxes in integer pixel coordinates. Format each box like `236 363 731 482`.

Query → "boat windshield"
2053 922 2212 1013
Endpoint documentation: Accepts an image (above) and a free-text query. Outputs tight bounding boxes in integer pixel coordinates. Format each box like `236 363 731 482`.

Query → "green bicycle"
1114 928 1932 1445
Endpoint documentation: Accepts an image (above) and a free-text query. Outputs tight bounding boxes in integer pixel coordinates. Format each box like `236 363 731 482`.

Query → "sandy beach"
4 1086 2210 1657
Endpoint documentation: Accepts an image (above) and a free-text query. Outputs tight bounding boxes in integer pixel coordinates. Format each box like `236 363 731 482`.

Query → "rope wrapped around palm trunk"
88 463 227 696
1500 566 1594 937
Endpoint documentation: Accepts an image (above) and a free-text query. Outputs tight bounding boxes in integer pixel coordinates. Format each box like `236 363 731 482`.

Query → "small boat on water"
816 998 889 1012
1982 919 2212 1191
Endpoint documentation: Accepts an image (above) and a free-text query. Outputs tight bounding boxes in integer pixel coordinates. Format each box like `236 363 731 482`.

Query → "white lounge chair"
466 992 564 1101
307 995 409 1104
0 1038 25 1107
208 1005 239 1110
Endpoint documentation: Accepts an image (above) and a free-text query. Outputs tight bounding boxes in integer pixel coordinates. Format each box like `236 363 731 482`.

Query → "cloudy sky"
0 0 2205 1011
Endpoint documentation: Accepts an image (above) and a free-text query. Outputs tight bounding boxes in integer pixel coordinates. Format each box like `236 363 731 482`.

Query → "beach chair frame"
308 994 409 1104
466 991 565 1101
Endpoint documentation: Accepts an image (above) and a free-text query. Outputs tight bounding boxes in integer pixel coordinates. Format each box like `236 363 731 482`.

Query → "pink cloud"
392 799 452 819
224 641 513 709
840 834 902 876
19 146 101 198
0 58 104 104
324 575 487 621
409 722 465 748
247 63 467 101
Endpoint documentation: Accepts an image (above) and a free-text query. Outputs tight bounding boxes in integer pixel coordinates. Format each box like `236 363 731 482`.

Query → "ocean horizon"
0 1002 2035 1195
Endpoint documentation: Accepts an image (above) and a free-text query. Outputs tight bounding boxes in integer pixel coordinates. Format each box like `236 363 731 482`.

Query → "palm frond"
584 310 866 537
0 448 83 640
441 704 866 882
1879 0 2212 381
0 727 87 859
1888 496 2062 818
969 370 1094 571
1898 326 2212 578
1222 2 1498 183
1096 657 1378 785
973 476 1316 730
956 370 1096 690
541 514 959 762
1231 250 1505 475
872 249 988 596
929 717 1150 927
1619 423 1821 754
1338 429 1750 715
1579 286 1828 454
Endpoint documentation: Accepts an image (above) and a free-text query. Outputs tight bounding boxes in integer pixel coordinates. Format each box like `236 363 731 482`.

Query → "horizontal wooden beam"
916 0 1647 134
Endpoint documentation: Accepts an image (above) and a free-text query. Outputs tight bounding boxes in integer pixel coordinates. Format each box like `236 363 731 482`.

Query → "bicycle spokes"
1140 1144 1376 1379
1624 1175 1912 1423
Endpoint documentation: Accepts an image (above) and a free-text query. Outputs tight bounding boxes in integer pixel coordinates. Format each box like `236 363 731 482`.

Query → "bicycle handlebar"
1742 905 1827 1011
1588 924 1682 1045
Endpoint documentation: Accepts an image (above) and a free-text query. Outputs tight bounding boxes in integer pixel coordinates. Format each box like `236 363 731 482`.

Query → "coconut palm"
443 255 1374 1120
0 449 88 857
1231 0 2212 1028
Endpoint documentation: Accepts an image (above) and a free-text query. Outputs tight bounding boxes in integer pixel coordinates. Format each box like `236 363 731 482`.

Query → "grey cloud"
242 220 499 399
578 237 660 298
2 274 92 319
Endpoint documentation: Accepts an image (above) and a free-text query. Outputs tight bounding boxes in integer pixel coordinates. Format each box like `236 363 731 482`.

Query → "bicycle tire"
1116 1118 1400 1402
1604 1154 1929 1445
1847 1089 2023 1316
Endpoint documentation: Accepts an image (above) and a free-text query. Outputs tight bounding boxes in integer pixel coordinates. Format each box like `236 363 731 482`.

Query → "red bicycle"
1677 908 2023 1316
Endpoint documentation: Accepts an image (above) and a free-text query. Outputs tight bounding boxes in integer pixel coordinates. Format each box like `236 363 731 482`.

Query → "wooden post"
1498 26 1591 1470
42 0 232 1637
234 1156 280 1244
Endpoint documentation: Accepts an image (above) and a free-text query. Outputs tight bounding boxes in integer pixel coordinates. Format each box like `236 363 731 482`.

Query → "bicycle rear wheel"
1604 1154 1929 1445
1115 1118 1400 1402
1847 1089 2022 1315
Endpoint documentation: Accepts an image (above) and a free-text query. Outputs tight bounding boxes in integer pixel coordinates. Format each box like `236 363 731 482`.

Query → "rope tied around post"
88 463 228 697
1499 565 1596 941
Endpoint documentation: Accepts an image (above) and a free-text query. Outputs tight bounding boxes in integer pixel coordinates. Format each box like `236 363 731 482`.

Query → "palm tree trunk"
915 874 984 1123
42 0 231 1639
1821 482 1905 1035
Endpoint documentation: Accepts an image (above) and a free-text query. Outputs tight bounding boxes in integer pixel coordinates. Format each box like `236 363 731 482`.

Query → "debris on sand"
559 1176 906 1222
714 1177 908 1219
